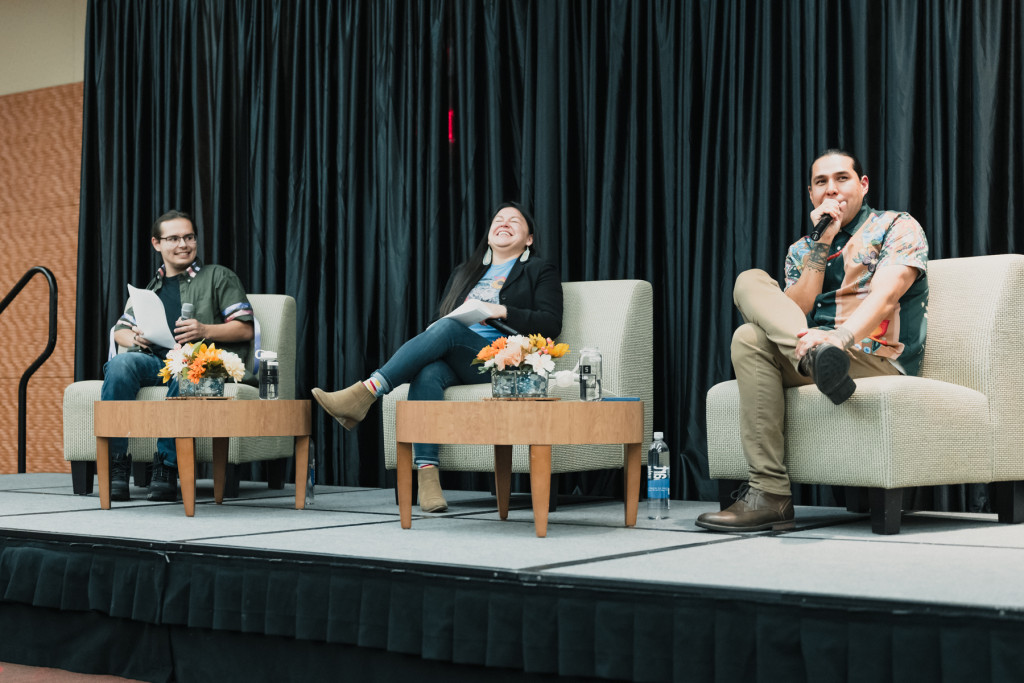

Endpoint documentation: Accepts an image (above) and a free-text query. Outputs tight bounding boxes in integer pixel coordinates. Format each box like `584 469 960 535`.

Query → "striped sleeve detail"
115 313 137 329
223 301 253 322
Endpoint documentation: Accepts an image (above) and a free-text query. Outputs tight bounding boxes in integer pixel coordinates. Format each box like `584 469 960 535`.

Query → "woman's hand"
478 302 508 322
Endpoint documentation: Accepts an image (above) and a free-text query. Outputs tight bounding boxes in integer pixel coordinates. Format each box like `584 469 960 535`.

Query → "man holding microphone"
696 149 929 532
102 210 255 501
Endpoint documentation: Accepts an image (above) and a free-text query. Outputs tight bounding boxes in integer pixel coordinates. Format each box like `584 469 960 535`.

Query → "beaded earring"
519 247 530 263
482 247 492 265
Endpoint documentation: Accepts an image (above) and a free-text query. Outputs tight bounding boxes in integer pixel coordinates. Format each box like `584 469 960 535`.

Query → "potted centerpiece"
473 334 569 399
158 341 246 397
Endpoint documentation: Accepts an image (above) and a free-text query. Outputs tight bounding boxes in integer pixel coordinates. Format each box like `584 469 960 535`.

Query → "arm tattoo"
804 243 829 273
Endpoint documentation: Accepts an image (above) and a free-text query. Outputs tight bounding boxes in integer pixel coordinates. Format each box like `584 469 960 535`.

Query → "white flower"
221 351 246 382
524 352 555 375
165 345 189 376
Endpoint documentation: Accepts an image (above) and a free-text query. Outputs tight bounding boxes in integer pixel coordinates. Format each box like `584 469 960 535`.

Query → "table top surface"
395 398 644 445
94 399 311 438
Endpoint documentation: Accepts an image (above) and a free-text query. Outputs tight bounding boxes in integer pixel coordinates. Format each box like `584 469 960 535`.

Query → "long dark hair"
438 201 537 316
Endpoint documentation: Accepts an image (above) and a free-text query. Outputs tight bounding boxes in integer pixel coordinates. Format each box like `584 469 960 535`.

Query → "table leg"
212 437 228 504
397 441 413 529
494 445 512 520
294 435 309 510
97 437 110 509
176 437 196 517
529 445 552 538
624 442 641 527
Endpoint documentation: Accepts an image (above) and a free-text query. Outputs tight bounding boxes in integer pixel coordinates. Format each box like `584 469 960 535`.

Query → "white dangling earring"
519 247 530 263
482 247 492 265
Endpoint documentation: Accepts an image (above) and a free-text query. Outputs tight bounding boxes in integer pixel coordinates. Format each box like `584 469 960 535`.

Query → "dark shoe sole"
110 485 130 502
695 518 795 532
811 344 855 405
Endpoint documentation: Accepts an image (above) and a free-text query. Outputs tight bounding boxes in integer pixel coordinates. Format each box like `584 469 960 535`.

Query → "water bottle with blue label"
647 432 670 519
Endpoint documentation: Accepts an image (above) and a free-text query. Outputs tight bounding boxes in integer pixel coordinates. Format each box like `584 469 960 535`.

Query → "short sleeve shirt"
784 205 929 375
466 259 516 341
115 259 255 375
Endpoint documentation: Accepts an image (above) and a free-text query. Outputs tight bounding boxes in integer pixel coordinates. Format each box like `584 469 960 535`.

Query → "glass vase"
516 371 549 398
491 370 518 398
176 375 226 398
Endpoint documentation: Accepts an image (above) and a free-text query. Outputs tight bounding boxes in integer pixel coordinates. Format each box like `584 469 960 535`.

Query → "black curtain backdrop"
76 0 1023 504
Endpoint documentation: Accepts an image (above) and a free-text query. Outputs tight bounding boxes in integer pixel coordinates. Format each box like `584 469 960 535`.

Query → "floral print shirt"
784 205 929 375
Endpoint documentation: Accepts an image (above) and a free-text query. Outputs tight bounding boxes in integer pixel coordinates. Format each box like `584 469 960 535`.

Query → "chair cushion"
706 375 992 488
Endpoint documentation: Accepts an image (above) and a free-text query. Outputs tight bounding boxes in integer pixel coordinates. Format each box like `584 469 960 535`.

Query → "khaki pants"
731 269 899 496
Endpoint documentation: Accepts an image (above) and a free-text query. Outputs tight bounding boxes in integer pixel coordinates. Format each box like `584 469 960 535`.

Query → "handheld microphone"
809 214 834 241
180 302 194 321
489 318 520 337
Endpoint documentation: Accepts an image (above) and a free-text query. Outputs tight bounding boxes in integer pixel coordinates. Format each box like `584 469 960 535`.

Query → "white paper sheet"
127 284 177 348
442 299 492 326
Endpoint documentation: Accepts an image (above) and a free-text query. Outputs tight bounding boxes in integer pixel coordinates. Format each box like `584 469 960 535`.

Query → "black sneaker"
147 457 178 502
799 343 856 405
110 452 131 501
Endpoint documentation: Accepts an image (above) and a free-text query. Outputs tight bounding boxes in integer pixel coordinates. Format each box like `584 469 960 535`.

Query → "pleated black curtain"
77 0 1023 504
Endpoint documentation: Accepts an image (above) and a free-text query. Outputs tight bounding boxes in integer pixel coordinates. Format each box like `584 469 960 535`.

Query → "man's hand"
809 199 846 243
795 327 849 360
174 318 207 344
114 325 152 349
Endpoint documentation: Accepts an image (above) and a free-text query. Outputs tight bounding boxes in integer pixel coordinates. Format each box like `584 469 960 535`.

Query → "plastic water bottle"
579 347 602 401
305 446 316 506
257 350 279 400
647 432 670 519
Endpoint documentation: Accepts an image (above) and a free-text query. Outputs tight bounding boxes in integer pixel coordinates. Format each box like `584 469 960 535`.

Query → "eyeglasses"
159 234 197 245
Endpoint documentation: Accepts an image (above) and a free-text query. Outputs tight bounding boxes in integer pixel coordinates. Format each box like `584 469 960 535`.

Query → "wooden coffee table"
395 399 645 537
94 399 312 516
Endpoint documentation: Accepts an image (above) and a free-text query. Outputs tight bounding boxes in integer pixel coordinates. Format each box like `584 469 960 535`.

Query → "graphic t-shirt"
467 259 516 341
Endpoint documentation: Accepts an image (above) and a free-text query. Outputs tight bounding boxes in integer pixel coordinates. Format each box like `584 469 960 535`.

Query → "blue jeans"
374 319 491 466
101 352 180 467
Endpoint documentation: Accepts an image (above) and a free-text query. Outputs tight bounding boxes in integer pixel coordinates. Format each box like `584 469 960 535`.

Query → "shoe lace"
111 455 130 479
730 483 752 503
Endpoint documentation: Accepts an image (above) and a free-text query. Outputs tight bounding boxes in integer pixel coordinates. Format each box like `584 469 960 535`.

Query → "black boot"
148 456 178 502
799 343 856 405
110 452 131 502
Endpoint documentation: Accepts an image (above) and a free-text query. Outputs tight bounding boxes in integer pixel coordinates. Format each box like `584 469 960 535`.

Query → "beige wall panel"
0 0 88 96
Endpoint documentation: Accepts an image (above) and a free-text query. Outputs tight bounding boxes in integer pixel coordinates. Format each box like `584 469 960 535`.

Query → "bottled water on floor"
647 432 670 519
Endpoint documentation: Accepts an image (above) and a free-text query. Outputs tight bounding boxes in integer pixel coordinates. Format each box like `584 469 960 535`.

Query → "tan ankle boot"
417 466 448 512
311 382 378 430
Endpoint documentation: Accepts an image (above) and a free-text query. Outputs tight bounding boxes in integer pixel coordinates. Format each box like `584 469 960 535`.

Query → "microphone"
489 318 520 337
180 302 194 321
809 214 833 241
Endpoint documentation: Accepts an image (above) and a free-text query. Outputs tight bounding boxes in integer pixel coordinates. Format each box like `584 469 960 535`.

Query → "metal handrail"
0 266 59 473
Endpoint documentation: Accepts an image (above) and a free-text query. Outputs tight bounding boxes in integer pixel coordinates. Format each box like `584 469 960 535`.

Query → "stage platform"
2 472 1024 682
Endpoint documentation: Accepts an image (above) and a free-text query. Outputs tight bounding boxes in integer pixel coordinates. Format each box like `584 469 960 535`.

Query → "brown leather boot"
695 485 794 532
312 382 378 430
417 466 448 513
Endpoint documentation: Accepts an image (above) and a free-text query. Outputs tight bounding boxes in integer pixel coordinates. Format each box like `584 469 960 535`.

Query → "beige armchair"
706 255 1024 534
62 294 297 496
382 279 654 492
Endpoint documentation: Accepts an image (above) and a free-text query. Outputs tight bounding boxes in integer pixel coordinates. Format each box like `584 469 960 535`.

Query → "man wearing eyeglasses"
102 209 255 502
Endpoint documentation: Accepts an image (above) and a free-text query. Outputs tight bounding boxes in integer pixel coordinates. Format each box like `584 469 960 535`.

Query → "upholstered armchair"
706 255 1024 534
62 294 297 496
382 279 654 491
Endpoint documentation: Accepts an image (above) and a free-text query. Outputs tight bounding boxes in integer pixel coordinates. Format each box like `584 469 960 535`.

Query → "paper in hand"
442 299 493 326
127 284 177 348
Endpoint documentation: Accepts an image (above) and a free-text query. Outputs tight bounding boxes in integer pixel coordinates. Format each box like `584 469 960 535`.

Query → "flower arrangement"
473 334 570 375
158 341 246 385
